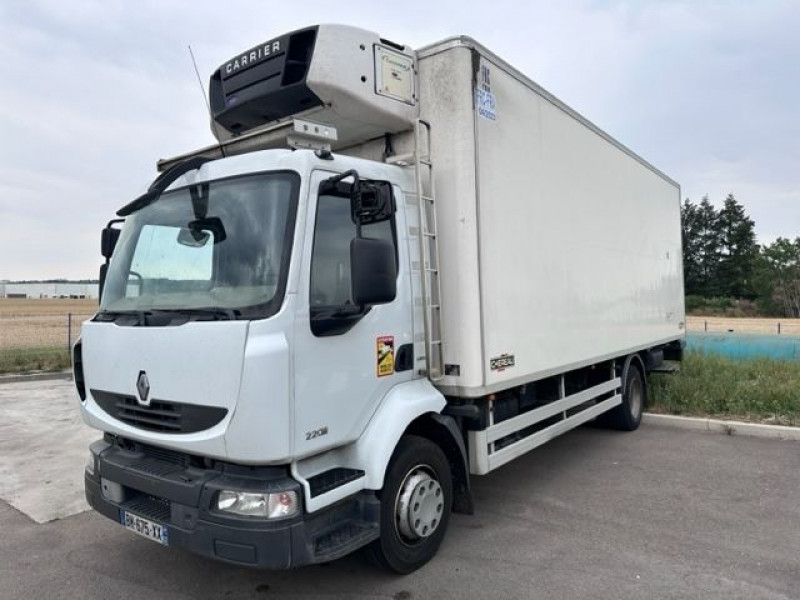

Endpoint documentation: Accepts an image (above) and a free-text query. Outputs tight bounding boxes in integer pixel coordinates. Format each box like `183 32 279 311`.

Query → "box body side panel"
341 43 683 396
473 53 684 389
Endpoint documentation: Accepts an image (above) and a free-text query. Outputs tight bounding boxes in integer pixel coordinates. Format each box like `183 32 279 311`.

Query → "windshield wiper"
96 307 240 324
95 310 155 325
173 307 241 321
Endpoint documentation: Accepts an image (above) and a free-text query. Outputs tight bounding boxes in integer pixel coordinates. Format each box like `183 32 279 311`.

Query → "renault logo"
136 371 150 406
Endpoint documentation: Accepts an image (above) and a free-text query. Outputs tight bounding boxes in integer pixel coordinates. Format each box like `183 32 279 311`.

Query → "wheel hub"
396 467 444 542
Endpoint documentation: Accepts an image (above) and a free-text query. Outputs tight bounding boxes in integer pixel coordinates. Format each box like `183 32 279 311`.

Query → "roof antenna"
188 44 226 158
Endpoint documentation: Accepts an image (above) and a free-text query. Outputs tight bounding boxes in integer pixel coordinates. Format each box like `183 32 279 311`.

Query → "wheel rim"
628 375 643 419
395 465 444 544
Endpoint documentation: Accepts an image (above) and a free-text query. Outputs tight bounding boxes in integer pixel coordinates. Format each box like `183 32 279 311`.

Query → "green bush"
684 295 706 312
0 347 71 374
649 352 800 426
684 296 760 317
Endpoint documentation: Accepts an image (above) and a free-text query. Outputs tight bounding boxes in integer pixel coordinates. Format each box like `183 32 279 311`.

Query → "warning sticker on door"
377 336 395 377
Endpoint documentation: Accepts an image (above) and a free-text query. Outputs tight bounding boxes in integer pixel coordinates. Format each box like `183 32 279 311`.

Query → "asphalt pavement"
1 378 799 599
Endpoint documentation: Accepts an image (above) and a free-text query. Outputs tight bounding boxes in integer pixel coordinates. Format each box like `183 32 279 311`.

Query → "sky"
1 0 798 280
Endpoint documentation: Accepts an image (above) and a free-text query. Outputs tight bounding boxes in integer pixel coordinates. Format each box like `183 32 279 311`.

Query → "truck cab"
85 149 419 466
79 142 460 570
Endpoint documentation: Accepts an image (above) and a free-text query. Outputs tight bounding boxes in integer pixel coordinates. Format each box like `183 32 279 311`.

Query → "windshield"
100 171 300 319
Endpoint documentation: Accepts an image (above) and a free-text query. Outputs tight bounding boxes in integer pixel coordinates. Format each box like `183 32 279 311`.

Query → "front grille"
136 442 191 467
92 389 228 434
125 442 193 476
123 494 171 523
127 457 185 478
116 396 182 432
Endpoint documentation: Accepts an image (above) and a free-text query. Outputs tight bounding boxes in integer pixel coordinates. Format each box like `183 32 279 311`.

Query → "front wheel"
366 435 452 573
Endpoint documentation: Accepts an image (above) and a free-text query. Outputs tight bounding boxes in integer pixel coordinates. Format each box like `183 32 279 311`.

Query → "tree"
680 193 795 313
716 193 758 298
681 196 723 297
680 198 703 295
756 237 800 317
695 196 723 296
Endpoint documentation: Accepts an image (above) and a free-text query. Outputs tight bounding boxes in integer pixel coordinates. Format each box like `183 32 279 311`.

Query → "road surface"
1 378 798 599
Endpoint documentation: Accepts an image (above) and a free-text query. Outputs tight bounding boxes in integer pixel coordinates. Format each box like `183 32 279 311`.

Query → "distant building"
0 282 99 299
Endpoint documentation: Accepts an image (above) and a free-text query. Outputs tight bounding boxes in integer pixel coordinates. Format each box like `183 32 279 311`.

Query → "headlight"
216 490 298 519
85 452 96 476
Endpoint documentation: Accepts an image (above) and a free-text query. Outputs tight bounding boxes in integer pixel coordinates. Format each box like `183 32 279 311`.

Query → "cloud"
1 0 798 278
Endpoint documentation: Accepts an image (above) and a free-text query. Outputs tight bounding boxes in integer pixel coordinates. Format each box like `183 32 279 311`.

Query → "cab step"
308 467 365 498
313 520 379 563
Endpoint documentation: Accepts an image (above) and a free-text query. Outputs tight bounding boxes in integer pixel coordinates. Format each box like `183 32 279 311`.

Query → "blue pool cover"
686 332 800 361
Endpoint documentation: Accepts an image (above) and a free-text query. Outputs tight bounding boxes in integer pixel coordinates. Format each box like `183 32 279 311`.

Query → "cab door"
292 169 414 458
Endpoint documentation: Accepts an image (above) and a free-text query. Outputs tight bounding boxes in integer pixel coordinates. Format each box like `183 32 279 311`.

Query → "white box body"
345 38 684 397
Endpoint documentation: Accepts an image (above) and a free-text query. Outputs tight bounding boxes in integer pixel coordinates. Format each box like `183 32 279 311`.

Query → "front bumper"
85 438 379 569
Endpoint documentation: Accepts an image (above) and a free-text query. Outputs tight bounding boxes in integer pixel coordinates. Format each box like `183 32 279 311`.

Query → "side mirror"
100 219 124 302
351 237 396 305
101 227 121 259
321 170 395 225
101 219 125 259
353 181 394 225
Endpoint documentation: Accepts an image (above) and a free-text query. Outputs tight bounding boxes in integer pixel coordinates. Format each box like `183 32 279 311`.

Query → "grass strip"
0 346 71 374
649 351 800 426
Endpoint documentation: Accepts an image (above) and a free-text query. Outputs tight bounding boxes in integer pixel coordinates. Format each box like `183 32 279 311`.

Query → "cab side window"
310 193 395 308
309 193 396 336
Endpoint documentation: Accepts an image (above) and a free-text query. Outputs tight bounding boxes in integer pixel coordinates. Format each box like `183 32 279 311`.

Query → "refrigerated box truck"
76 24 685 572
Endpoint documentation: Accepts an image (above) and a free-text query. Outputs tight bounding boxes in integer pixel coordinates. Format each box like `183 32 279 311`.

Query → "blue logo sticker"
475 88 497 121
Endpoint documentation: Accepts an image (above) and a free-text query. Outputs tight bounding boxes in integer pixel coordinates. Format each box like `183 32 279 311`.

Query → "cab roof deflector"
117 156 212 217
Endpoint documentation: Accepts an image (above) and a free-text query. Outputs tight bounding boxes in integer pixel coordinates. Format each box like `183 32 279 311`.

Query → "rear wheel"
603 358 645 431
366 435 452 573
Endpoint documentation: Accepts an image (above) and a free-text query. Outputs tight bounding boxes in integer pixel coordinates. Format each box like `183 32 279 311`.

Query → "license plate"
120 511 169 545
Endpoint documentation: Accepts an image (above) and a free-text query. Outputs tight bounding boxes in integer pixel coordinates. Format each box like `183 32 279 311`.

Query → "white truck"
76 24 684 572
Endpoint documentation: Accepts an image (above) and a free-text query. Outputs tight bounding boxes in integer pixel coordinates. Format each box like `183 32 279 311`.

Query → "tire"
602 358 646 431
366 435 453 573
